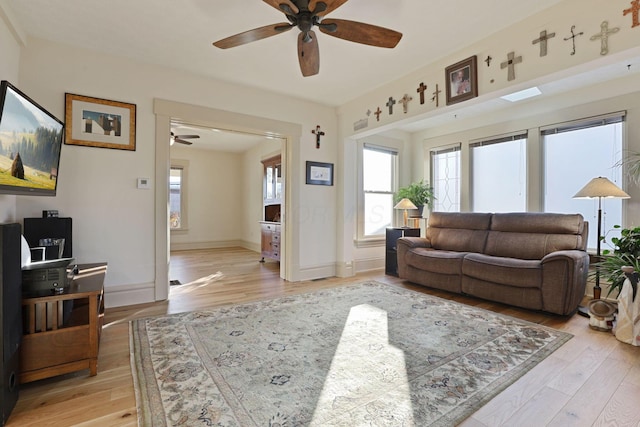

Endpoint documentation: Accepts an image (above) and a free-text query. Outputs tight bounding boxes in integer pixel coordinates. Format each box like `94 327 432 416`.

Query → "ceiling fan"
212 0 402 77
170 132 200 146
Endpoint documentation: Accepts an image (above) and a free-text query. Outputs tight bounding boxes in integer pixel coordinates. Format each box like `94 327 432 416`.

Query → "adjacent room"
0 0 639 425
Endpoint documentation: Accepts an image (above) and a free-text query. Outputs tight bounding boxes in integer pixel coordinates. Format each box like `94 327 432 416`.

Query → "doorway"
167 121 285 285
153 98 302 302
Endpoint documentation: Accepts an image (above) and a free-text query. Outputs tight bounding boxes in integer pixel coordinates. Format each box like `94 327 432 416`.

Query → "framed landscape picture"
445 55 478 105
65 93 136 150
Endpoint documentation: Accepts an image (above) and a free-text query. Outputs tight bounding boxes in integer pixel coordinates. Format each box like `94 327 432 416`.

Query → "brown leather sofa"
397 212 590 315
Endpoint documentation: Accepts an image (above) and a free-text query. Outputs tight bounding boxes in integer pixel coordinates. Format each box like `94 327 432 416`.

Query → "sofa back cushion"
427 212 492 253
484 212 587 259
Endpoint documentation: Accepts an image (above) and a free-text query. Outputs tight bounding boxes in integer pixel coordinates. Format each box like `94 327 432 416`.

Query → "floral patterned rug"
130 281 571 426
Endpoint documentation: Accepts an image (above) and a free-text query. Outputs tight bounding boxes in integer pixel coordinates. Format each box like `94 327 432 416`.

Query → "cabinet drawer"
272 233 281 243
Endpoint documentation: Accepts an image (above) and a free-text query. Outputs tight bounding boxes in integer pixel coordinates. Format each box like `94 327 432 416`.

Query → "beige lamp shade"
573 177 630 199
394 198 418 210
394 198 417 227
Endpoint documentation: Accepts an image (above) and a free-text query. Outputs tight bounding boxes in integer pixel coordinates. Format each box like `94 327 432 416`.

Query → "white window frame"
356 142 399 246
170 159 189 232
430 143 461 212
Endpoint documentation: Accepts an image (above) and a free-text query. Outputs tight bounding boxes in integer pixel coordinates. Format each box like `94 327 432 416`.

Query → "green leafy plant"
394 180 435 207
598 225 640 297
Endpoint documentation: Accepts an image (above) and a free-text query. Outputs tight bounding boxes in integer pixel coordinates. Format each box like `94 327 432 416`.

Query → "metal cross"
398 94 412 114
532 30 556 57
386 97 396 115
500 51 522 81
416 82 427 105
374 107 382 122
563 25 583 55
590 21 620 55
312 125 324 149
431 84 441 107
485 55 492 67
624 0 640 28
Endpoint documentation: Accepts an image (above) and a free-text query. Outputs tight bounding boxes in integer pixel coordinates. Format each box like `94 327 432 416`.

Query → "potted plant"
395 180 435 216
597 225 640 297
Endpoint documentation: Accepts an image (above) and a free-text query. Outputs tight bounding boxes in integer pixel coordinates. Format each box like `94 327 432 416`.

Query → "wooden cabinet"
260 222 281 262
20 263 107 383
385 228 420 276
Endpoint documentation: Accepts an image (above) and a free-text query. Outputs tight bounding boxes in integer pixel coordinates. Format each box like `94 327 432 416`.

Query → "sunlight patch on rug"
130 281 572 426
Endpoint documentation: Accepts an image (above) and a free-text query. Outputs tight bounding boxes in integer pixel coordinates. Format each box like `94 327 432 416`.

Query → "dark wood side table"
385 227 420 276
20 263 107 383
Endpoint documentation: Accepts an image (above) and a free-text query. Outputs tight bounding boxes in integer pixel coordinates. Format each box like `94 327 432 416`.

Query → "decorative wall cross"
386 96 396 115
485 55 492 67
532 30 556 56
590 21 620 55
563 25 584 55
312 125 324 149
431 84 441 107
624 0 640 28
417 82 427 104
374 107 382 121
500 51 522 81
398 94 412 113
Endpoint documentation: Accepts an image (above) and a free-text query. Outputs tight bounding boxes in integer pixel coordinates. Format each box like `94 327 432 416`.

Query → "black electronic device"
22 257 75 295
0 80 64 196
0 223 22 425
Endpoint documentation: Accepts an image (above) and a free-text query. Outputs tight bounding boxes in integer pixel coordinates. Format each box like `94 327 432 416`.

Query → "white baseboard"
104 282 156 308
354 256 384 274
170 240 257 252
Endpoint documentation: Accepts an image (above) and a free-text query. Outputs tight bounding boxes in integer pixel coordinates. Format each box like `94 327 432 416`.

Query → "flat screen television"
0 80 64 196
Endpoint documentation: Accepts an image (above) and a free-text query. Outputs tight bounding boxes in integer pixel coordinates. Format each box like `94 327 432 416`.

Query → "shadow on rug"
130 281 571 426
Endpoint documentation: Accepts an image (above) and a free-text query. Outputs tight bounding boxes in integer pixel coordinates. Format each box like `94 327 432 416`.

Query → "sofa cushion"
484 232 583 260
462 253 542 288
405 247 466 275
426 212 491 253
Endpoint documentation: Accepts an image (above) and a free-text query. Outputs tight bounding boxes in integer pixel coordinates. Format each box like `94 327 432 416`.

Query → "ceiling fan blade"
213 23 293 49
175 138 193 145
298 31 320 77
309 0 349 17
175 135 200 140
263 0 299 14
318 19 402 48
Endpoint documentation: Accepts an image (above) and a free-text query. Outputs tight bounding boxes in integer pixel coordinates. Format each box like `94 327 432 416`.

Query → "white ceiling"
9 0 637 151
5 0 564 107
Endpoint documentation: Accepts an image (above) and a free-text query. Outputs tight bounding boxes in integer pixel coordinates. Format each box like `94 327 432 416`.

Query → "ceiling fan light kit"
213 0 403 77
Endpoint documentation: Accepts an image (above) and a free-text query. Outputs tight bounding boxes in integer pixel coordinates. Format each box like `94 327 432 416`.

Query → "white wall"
15 38 338 306
169 145 243 250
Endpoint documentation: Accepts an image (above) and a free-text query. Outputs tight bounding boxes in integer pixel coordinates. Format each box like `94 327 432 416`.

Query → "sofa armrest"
541 250 590 315
397 237 431 250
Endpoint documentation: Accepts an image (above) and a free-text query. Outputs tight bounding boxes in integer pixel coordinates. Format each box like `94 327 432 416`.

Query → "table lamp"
394 198 417 228
573 176 630 309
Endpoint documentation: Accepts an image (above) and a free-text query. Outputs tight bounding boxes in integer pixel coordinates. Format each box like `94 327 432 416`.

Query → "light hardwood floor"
8 247 640 426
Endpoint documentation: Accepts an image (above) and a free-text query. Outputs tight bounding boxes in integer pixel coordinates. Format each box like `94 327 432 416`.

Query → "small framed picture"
65 93 136 150
445 55 478 105
305 161 333 186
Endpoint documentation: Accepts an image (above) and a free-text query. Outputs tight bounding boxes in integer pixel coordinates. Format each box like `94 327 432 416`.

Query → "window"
542 113 625 250
360 144 398 240
470 132 527 212
170 160 189 230
430 144 461 212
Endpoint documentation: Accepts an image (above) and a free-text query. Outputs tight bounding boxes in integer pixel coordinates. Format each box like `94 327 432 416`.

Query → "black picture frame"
305 161 333 186
445 55 478 106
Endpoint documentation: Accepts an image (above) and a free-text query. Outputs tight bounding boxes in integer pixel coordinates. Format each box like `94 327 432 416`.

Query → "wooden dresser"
260 221 281 262
20 263 107 383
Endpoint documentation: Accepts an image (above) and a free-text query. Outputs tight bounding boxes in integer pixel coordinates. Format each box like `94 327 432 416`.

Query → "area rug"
130 281 571 426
